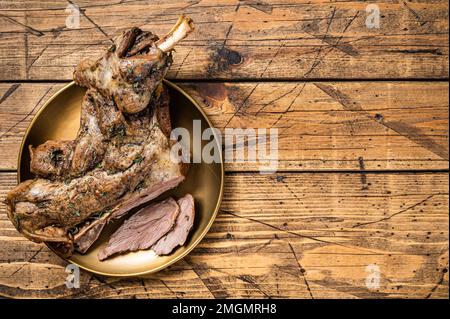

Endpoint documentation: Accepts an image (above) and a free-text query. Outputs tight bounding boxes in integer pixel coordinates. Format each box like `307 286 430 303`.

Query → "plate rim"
17 80 224 277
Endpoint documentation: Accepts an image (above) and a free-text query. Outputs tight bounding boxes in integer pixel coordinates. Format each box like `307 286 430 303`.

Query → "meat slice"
152 194 195 255
73 175 184 253
98 197 179 260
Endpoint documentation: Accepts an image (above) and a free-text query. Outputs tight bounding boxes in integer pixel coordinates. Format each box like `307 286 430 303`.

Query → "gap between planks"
0 78 449 84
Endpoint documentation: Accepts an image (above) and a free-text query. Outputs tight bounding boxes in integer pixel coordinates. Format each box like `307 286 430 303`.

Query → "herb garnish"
68 203 81 217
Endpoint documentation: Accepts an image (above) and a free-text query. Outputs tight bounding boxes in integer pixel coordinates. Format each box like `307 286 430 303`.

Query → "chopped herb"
101 191 108 196
68 203 80 217
96 162 103 169
133 155 143 164
72 210 81 217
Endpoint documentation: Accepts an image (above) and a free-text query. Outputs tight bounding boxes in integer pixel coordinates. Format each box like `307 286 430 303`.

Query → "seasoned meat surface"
73 29 172 115
6 16 194 255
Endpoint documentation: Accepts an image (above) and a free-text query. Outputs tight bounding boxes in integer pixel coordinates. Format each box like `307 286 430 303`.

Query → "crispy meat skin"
73 28 171 115
6 18 194 254
7 87 184 246
29 90 111 179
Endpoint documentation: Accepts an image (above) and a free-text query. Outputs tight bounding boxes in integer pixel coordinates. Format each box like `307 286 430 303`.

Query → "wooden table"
0 0 448 299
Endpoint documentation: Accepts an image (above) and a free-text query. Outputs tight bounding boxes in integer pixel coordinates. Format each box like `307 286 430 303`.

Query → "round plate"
17 80 224 277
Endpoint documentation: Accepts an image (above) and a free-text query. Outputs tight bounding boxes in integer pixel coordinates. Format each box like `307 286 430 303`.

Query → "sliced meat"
152 194 195 255
73 175 184 253
74 221 107 253
98 197 179 261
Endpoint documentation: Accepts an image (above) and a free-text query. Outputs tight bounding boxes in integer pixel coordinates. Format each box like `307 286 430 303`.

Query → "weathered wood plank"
0 171 447 298
0 0 448 80
0 81 448 171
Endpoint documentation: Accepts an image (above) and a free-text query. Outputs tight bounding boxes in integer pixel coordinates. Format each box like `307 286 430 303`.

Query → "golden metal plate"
17 80 224 277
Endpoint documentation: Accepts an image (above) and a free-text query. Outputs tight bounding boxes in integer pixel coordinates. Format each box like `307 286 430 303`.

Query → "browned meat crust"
6 18 194 256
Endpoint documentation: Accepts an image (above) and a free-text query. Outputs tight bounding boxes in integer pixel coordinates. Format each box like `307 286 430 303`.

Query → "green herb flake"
133 155 143 164
68 203 81 217
72 210 81 217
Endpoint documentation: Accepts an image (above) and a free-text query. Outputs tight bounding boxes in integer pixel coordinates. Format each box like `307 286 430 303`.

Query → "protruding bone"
156 15 194 52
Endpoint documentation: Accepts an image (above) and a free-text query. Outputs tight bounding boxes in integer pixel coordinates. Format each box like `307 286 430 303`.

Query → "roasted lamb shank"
6 16 194 256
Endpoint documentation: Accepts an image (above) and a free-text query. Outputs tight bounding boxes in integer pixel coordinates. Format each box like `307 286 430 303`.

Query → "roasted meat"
98 197 180 260
152 194 195 255
74 16 194 114
6 16 194 256
30 90 111 179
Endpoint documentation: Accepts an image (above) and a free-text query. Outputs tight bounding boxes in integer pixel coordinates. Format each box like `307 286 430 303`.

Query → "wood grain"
0 171 447 298
0 0 448 80
0 81 448 171
0 0 448 300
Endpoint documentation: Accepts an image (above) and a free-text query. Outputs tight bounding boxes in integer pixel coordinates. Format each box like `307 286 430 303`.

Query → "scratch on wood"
403 1 428 26
255 83 299 116
0 13 44 36
241 0 273 14
92 275 120 293
314 83 449 160
288 242 314 299
390 48 442 55
8 246 43 278
160 279 179 299
237 274 272 298
0 87 52 140
425 264 448 298
352 194 436 228
224 83 259 128
260 42 284 78
303 7 336 78
272 82 307 127
174 48 193 78
68 0 113 42
0 84 20 105
220 209 379 254
186 259 229 298
382 120 449 160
